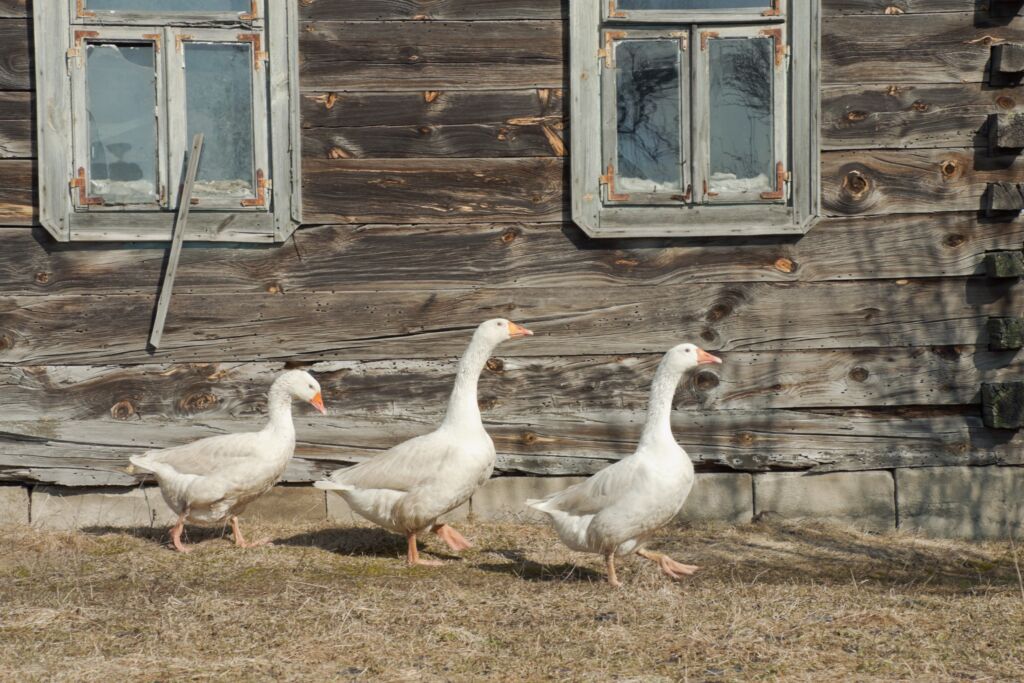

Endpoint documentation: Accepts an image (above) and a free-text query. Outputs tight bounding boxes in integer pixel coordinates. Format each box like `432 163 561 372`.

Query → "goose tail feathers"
313 480 354 492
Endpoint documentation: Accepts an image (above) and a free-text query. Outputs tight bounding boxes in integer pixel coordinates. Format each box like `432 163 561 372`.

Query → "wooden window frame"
571 0 820 238
33 0 302 243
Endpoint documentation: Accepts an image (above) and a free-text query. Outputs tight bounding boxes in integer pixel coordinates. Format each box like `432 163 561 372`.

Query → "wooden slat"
0 158 32 224
298 0 566 21
1 407 1021 486
298 21 564 91
0 278 1018 364
0 91 31 159
822 83 1022 150
0 19 30 90
301 89 566 159
824 1 983 14
1 214 1023 295
302 157 566 224
823 148 1024 216
0 1 26 18
823 13 1024 85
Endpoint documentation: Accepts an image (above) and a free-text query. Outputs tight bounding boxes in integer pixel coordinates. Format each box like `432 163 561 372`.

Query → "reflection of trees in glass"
616 41 680 187
710 38 772 182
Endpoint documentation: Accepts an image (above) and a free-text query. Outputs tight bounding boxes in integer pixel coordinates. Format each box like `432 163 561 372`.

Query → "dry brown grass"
1 519 1022 682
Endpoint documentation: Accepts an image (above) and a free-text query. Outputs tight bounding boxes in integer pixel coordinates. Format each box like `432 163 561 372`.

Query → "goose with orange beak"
316 318 533 566
528 343 721 586
128 370 326 552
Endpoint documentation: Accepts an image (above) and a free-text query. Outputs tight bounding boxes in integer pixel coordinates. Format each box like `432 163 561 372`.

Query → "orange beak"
508 321 534 338
309 392 326 414
696 348 723 365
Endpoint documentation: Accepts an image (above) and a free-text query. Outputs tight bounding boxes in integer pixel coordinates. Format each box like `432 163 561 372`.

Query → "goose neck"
266 383 296 435
443 334 493 427
639 361 685 448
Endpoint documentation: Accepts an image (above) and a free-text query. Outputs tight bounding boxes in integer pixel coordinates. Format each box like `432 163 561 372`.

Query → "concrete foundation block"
897 466 1024 540
31 486 177 530
677 473 753 524
471 476 587 522
754 471 896 532
243 486 326 523
0 485 29 525
325 489 469 526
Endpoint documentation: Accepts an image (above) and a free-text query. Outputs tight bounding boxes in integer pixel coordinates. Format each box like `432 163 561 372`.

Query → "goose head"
664 343 722 374
473 318 534 349
276 370 327 414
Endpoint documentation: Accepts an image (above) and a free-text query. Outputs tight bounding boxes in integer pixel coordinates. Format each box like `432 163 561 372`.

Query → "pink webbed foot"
431 523 473 553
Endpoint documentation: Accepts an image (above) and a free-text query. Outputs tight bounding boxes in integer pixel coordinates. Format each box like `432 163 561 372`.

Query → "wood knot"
266 282 283 294
35 272 50 284
700 328 717 343
997 95 1016 110
940 159 959 179
477 397 498 411
399 47 420 63
694 371 719 391
845 110 868 122
842 170 870 199
321 92 337 109
485 358 504 373
615 257 639 267
327 146 349 159
0 335 13 351
423 91 440 103
931 346 962 361
734 432 755 446
705 303 732 323
943 233 965 248
500 227 519 244
848 367 870 383
418 126 433 136
179 392 219 413
521 431 537 445
773 257 796 274
110 400 136 420
911 100 929 112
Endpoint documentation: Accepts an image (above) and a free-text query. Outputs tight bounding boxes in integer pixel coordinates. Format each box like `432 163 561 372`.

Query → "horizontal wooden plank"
302 157 566 223
1 406 1020 486
823 13 1024 85
298 21 565 91
824 1 983 14
301 89 566 159
822 148 1024 216
1 214 1023 296
0 278 1017 364
0 19 30 90
0 1 25 18
0 91 31 158
822 83 1022 150
0 158 32 224
299 0 566 21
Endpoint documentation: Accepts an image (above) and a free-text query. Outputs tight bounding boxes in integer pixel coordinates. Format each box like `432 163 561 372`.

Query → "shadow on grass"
81 524 233 550
274 526 462 562
476 549 604 583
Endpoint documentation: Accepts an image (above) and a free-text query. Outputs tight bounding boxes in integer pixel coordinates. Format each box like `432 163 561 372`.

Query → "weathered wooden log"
987 317 1024 350
984 250 1024 277
989 112 1024 150
982 381 1024 428
993 43 1024 74
986 182 1024 216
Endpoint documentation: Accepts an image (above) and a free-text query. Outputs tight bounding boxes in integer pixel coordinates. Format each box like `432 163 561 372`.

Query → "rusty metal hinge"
760 162 789 201
67 30 99 66
759 27 785 67
143 33 161 52
703 179 719 199
75 0 95 19
599 164 630 202
241 169 270 207
69 168 104 206
598 31 627 68
176 34 193 53
240 0 260 21
238 34 268 70
762 0 782 17
700 31 720 51
608 0 627 18
671 185 692 203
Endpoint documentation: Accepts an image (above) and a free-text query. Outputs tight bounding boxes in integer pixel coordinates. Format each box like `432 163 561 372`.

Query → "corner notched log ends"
982 382 1024 429
983 250 1024 277
987 317 1024 351
989 113 1024 151
991 43 1024 86
985 183 1024 217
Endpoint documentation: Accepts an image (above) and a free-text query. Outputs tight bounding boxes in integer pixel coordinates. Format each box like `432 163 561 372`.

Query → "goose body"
315 318 532 565
129 370 325 551
528 343 721 586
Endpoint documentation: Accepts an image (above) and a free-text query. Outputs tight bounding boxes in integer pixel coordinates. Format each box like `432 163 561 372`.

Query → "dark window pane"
708 37 774 196
615 40 682 194
184 43 255 197
86 42 158 202
86 0 251 12
619 0 769 9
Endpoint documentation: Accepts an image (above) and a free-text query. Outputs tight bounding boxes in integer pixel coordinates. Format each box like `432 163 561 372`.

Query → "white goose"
315 318 533 566
527 343 722 587
128 370 326 552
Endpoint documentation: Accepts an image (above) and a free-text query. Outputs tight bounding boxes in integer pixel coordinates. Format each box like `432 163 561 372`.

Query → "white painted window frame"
34 0 302 243
571 0 820 238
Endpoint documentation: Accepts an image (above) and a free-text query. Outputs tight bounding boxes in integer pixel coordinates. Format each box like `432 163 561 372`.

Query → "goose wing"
321 430 452 493
530 455 643 517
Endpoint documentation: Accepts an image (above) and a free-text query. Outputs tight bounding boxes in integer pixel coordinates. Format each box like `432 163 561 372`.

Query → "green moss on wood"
984 251 1024 278
987 317 1024 351
982 382 1024 429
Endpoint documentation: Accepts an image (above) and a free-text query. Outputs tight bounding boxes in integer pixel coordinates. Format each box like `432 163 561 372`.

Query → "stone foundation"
0 467 1020 540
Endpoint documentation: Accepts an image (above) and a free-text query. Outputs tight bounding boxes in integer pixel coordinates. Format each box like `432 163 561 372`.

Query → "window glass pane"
86 0 251 13
619 0 769 9
708 37 773 196
615 40 682 194
86 42 158 203
184 43 255 197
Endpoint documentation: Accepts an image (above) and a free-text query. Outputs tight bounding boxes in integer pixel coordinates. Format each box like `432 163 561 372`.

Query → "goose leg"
637 549 699 581
406 532 443 567
605 554 622 588
170 513 191 553
230 515 273 549
431 523 473 552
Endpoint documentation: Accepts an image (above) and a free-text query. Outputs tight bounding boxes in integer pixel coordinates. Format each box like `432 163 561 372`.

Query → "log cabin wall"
1 0 1023 488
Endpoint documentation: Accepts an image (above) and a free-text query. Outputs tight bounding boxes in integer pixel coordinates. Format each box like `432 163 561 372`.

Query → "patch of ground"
1 519 1022 682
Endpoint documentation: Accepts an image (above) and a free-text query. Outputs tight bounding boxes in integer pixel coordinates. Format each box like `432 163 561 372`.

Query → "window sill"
574 204 818 239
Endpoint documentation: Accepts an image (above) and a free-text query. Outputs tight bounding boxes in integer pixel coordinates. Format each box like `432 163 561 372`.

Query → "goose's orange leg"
230 516 273 548
606 554 622 588
406 532 443 567
431 523 473 552
637 548 699 581
170 513 191 553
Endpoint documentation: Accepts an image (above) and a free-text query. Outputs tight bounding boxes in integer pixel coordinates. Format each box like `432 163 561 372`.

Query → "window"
571 0 820 237
33 1 302 242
